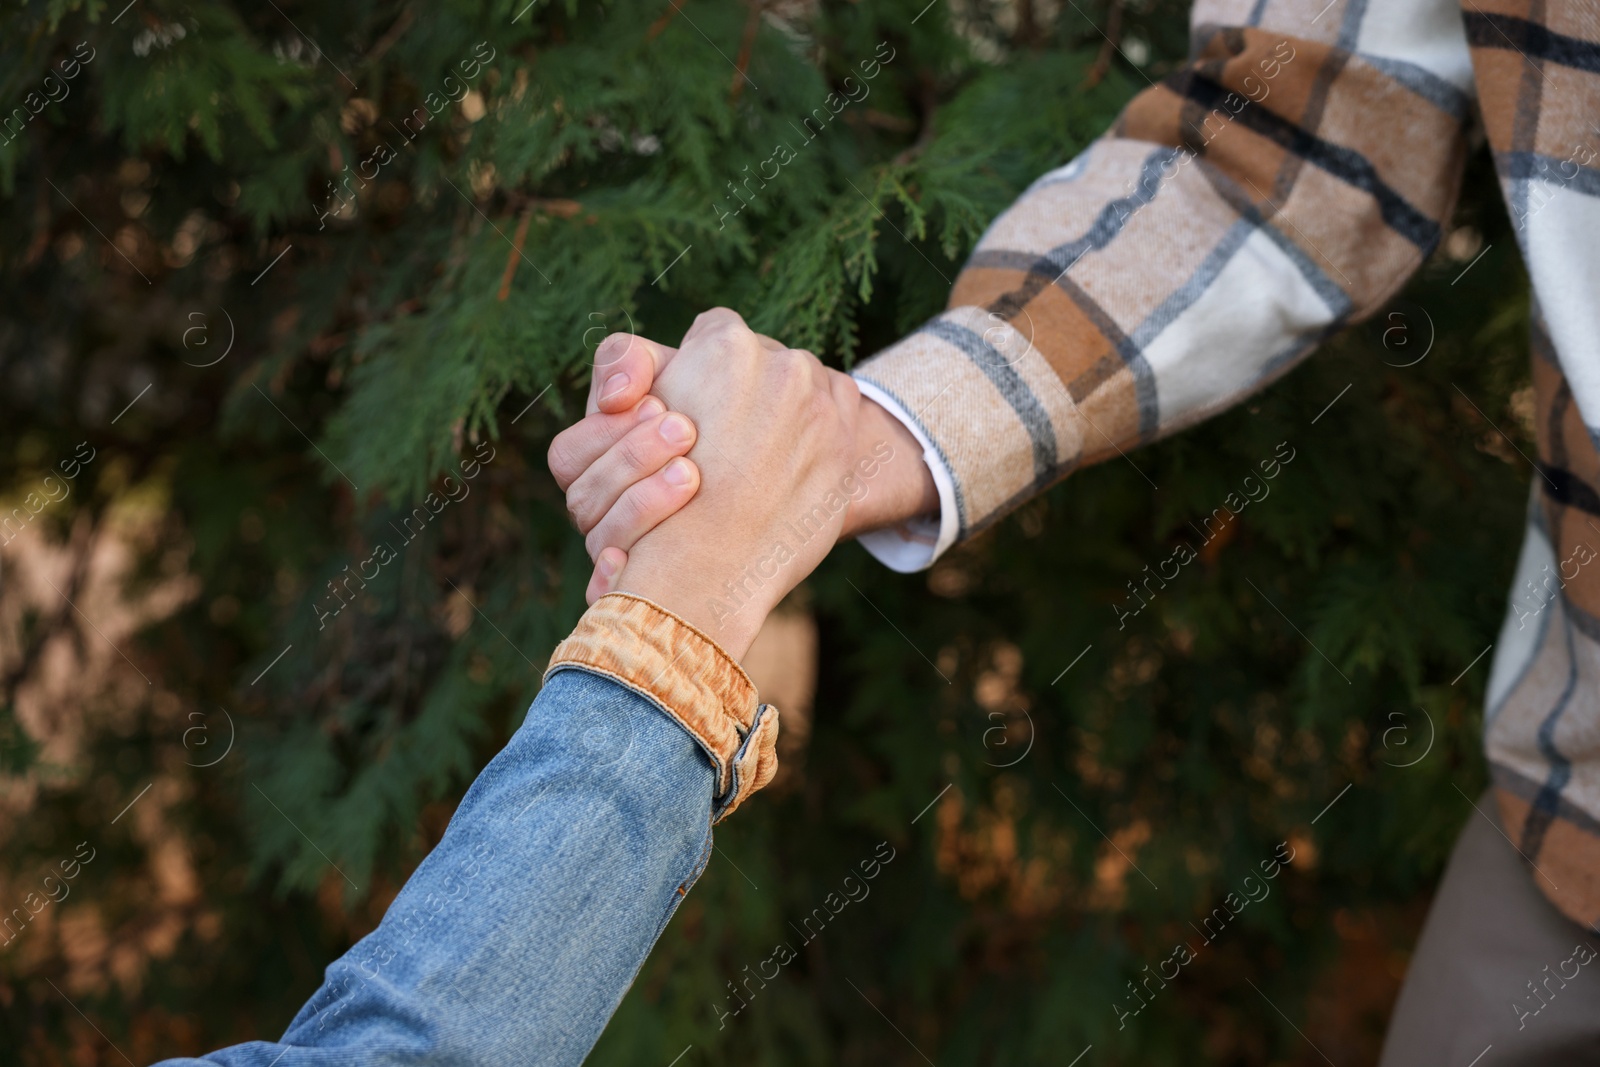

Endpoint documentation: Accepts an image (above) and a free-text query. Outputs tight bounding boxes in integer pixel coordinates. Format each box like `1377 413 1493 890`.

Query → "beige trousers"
1378 793 1600 1065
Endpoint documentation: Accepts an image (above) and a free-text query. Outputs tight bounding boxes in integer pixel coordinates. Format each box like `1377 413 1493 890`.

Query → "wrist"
615 555 773 661
839 395 938 539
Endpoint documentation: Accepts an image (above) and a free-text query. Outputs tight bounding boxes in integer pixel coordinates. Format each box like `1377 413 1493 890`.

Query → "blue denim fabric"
153 668 716 1066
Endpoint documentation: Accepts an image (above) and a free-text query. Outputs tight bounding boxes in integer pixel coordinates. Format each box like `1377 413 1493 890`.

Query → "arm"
155 654 741 1067
852 0 1474 565
153 318 856 1066
556 0 1475 578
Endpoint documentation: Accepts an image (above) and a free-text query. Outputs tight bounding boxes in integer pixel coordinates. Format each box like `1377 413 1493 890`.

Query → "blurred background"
0 1 1533 1063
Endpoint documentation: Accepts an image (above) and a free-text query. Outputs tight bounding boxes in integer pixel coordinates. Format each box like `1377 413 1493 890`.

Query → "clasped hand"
549 308 937 658
550 309 875 658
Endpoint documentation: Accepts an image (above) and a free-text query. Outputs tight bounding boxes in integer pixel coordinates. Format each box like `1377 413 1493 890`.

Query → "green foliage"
0 1 1531 1063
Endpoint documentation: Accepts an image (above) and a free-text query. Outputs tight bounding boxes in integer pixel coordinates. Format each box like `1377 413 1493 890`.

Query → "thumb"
588 334 678 415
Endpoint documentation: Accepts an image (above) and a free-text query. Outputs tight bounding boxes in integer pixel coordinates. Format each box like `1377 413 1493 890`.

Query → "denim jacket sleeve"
153 593 780 1066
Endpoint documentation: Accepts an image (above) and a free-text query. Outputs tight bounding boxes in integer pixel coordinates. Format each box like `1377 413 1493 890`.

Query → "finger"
588 334 678 416
680 306 750 346
584 456 701 559
549 395 667 492
585 547 627 605
566 411 699 533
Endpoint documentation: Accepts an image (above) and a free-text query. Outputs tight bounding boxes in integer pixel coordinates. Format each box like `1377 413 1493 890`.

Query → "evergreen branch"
646 0 689 41
496 203 536 301
1082 0 1126 89
728 0 763 105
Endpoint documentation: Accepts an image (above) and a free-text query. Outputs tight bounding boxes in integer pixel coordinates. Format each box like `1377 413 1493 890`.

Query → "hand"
547 327 784 604
548 312 938 603
610 309 862 658
547 383 703 603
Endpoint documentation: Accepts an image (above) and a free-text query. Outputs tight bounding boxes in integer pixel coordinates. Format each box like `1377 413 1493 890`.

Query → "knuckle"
620 481 657 525
547 436 577 482
583 523 611 560
626 475 680 534
701 311 755 348
698 306 743 329
565 484 598 531
779 355 814 396
588 488 650 557
616 430 657 474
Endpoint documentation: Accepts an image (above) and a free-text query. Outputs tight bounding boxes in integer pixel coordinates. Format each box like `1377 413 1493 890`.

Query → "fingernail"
637 396 665 420
659 413 693 446
663 458 694 487
599 372 630 401
597 552 619 579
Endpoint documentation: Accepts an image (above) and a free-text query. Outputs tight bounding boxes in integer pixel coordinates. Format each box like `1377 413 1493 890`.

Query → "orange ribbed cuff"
543 592 779 822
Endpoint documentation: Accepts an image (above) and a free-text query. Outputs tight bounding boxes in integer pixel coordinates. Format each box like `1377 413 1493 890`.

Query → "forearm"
155 598 775 1066
151 673 711 1067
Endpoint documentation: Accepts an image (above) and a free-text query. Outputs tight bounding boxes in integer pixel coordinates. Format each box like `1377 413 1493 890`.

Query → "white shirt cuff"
852 377 960 574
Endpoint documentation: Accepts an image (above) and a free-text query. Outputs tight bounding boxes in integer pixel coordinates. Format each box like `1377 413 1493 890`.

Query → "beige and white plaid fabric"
854 0 1600 929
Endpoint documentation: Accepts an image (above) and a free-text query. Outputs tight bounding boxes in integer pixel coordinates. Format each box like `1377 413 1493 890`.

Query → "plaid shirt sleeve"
853 0 1474 569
